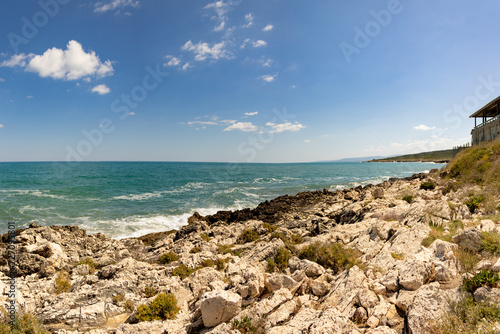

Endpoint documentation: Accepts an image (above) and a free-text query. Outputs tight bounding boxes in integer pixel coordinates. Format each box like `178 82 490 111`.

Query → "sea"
0 161 444 239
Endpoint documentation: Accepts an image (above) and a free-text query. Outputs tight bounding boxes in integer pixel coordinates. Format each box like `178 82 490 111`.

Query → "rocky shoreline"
1 168 500 333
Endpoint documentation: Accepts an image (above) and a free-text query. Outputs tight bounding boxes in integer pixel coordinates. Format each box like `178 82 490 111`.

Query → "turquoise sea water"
0 161 444 239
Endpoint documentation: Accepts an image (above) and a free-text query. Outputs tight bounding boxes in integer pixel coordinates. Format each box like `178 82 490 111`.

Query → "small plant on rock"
113 294 125 305
420 182 436 190
172 264 197 280
239 229 260 243
391 252 404 261
145 286 158 298
266 247 292 273
0 311 49 334
136 293 180 322
402 195 413 204
480 231 500 255
465 195 485 213
200 233 210 242
200 259 214 267
299 242 360 274
290 233 304 244
76 257 97 274
55 270 71 294
232 316 256 333
190 247 201 254
462 270 500 293
158 251 179 265
262 223 278 233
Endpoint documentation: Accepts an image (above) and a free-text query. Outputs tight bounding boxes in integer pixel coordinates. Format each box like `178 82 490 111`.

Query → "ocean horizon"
0 161 444 239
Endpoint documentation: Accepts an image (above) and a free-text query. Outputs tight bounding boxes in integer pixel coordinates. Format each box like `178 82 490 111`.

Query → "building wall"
472 117 500 145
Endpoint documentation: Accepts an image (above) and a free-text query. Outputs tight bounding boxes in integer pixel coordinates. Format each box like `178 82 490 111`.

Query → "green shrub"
0 312 49 334
145 286 158 298
217 244 234 254
465 195 485 213
124 300 134 311
402 195 413 204
113 294 125 304
266 247 292 273
136 293 180 322
200 233 210 242
239 229 260 243
214 258 226 271
480 231 500 255
172 264 197 280
158 251 179 265
76 257 97 274
190 247 201 254
454 248 481 273
421 222 454 247
431 294 500 333
290 233 304 244
232 316 256 333
420 182 436 190
299 242 359 274
270 232 288 243
200 259 214 267
262 223 278 233
462 270 500 293
55 270 71 294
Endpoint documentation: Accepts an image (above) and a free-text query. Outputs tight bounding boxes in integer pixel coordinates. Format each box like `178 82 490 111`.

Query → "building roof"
470 95 500 118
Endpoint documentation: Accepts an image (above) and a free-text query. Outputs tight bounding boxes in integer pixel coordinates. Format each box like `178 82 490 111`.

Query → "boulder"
451 228 483 252
201 290 242 327
398 259 435 291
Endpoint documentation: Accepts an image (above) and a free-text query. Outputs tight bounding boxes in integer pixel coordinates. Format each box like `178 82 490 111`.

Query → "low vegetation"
298 242 360 274
462 270 500 293
420 182 436 190
262 223 278 233
190 247 201 254
402 195 413 204
232 316 258 333
480 231 500 255
200 233 210 242
266 247 292 273
465 195 485 213
172 264 198 280
135 293 180 322
391 252 404 261
239 229 260 243
421 221 463 247
145 286 158 298
55 270 71 294
0 312 48 334
76 257 97 274
158 251 179 265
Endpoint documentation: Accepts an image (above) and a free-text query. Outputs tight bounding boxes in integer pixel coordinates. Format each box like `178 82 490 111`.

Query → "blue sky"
1 0 500 163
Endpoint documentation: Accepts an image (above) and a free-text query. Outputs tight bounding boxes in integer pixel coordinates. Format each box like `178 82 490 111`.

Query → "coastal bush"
217 244 234 254
232 316 257 333
76 257 97 273
480 231 500 255
214 258 226 271
239 229 260 243
145 286 158 298
402 195 413 204
200 259 214 267
136 293 180 322
124 300 134 311
465 195 485 213
421 221 463 247
299 242 360 274
270 232 288 243
266 247 292 273
158 251 179 265
55 270 71 294
172 264 197 280
290 233 304 244
200 233 211 242
190 247 201 254
262 223 278 233
420 182 436 190
454 248 480 273
113 294 125 304
431 294 500 333
462 270 500 293
0 311 48 334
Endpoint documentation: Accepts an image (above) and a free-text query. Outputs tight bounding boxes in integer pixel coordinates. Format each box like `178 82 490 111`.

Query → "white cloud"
240 38 250 49
224 122 258 132
220 119 236 124
165 56 181 67
188 121 218 126
0 124 3 128
243 13 254 28
266 122 305 133
252 40 267 48
128 111 135 115
3 41 114 81
182 40 231 61
304 139 311 143
245 111 258 116
261 58 273 67
181 62 191 71
0 53 33 67
204 1 230 32
94 0 140 14
26 95 33 99
258 73 277 82
262 24 274 31
0 78 4 82
91 84 111 95
414 124 436 131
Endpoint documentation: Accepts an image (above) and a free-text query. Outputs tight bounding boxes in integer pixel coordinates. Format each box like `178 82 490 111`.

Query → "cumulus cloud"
245 111 258 116
164 56 181 67
204 0 230 32
266 122 304 133
181 62 191 71
414 124 436 131
223 122 258 132
261 58 273 67
2 41 114 81
252 40 267 48
262 24 274 31
304 139 311 143
182 40 231 61
258 73 277 82
243 13 254 28
91 84 111 95
94 0 140 14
